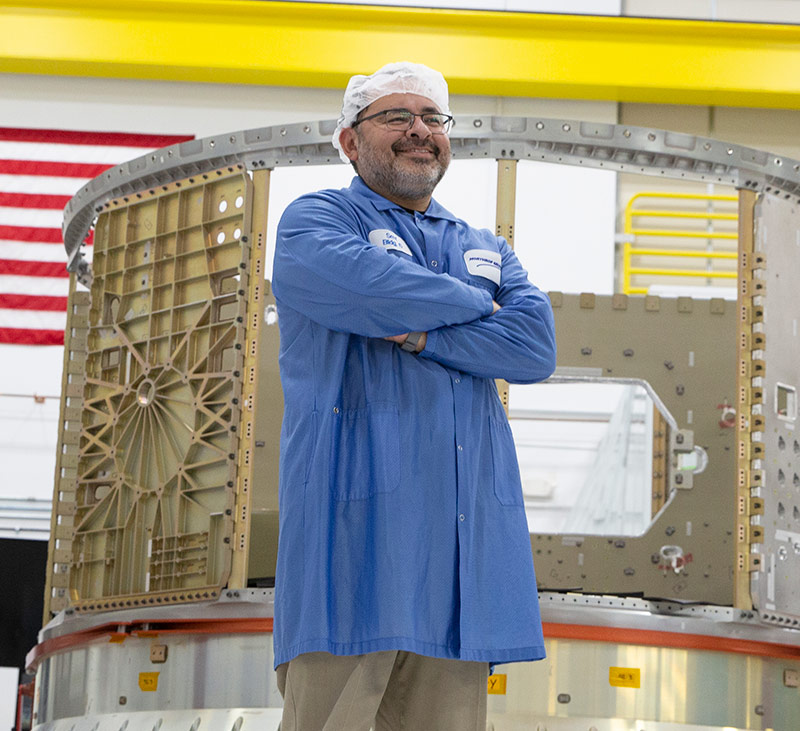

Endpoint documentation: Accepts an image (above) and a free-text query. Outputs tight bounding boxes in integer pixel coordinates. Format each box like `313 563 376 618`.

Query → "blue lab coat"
271 176 556 668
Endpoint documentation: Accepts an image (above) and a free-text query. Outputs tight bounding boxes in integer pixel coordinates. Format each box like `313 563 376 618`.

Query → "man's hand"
384 334 410 344
491 300 501 314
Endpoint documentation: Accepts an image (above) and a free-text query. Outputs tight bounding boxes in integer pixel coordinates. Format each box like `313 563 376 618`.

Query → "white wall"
301 0 622 11
0 667 18 731
623 0 800 22
0 345 62 504
292 0 800 21
0 74 618 138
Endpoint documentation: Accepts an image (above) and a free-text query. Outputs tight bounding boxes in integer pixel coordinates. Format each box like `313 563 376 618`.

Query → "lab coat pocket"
331 403 401 500
488 417 525 507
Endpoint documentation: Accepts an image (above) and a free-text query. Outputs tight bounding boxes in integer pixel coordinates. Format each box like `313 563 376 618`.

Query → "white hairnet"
332 61 451 163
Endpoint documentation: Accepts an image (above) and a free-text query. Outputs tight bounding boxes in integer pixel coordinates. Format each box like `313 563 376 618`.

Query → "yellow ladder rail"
622 192 739 295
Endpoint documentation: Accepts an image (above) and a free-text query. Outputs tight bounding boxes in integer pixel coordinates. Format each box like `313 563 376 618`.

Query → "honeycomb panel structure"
68 166 256 611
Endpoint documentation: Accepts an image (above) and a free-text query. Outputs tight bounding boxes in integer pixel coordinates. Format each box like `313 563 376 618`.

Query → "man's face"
342 92 451 206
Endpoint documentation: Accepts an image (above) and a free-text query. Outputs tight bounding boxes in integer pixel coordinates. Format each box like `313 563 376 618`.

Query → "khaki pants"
276 651 489 731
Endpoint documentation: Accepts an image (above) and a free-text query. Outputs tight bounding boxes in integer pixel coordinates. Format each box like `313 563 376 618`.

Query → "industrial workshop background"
3 0 800 729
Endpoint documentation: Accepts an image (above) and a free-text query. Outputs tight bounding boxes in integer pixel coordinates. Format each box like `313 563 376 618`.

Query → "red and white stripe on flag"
0 128 194 345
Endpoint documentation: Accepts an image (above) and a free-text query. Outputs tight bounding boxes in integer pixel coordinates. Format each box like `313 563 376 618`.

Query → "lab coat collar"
350 176 459 223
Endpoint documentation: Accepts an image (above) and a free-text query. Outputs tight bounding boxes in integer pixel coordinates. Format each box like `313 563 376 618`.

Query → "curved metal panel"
62 118 800 283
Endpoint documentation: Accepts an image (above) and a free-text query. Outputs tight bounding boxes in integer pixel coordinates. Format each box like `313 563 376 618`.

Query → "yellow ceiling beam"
3 0 800 109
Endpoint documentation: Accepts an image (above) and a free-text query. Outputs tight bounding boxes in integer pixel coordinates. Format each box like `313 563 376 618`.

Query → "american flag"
0 128 194 345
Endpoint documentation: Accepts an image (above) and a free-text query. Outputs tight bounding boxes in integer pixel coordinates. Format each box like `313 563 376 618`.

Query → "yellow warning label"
487 674 507 695
138 672 159 692
609 667 640 688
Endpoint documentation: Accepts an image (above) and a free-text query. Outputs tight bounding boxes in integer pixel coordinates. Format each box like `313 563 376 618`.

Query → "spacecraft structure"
22 117 800 731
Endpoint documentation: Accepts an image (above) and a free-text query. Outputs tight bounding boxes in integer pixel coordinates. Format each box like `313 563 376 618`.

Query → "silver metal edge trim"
37 588 799 650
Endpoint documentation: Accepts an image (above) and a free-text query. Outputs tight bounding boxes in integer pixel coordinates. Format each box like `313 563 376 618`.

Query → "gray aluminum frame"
63 117 800 284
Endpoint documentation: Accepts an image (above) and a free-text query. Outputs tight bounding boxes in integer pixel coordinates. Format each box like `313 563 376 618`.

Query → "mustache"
392 139 440 156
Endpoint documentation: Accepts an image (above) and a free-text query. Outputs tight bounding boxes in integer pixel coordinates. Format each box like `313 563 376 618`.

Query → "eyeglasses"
351 109 454 134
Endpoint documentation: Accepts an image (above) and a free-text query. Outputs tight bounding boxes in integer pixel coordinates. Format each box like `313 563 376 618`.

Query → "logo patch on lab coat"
368 229 412 256
464 249 502 285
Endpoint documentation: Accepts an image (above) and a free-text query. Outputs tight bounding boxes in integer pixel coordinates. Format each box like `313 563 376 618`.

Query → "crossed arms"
272 193 556 384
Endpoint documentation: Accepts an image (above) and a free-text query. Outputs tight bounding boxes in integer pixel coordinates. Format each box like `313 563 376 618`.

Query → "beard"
355 134 451 203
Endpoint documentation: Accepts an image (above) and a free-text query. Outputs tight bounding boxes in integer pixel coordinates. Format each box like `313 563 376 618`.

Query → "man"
271 62 556 731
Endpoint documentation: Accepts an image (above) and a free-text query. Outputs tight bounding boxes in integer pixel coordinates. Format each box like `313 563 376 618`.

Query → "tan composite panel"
494 159 517 416
534 292 737 604
735 189 760 609
42 276 86 620
57 166 261 612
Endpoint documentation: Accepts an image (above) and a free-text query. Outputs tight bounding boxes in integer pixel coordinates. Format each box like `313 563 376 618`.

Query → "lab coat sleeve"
419 239 557 384
272 192 494 337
